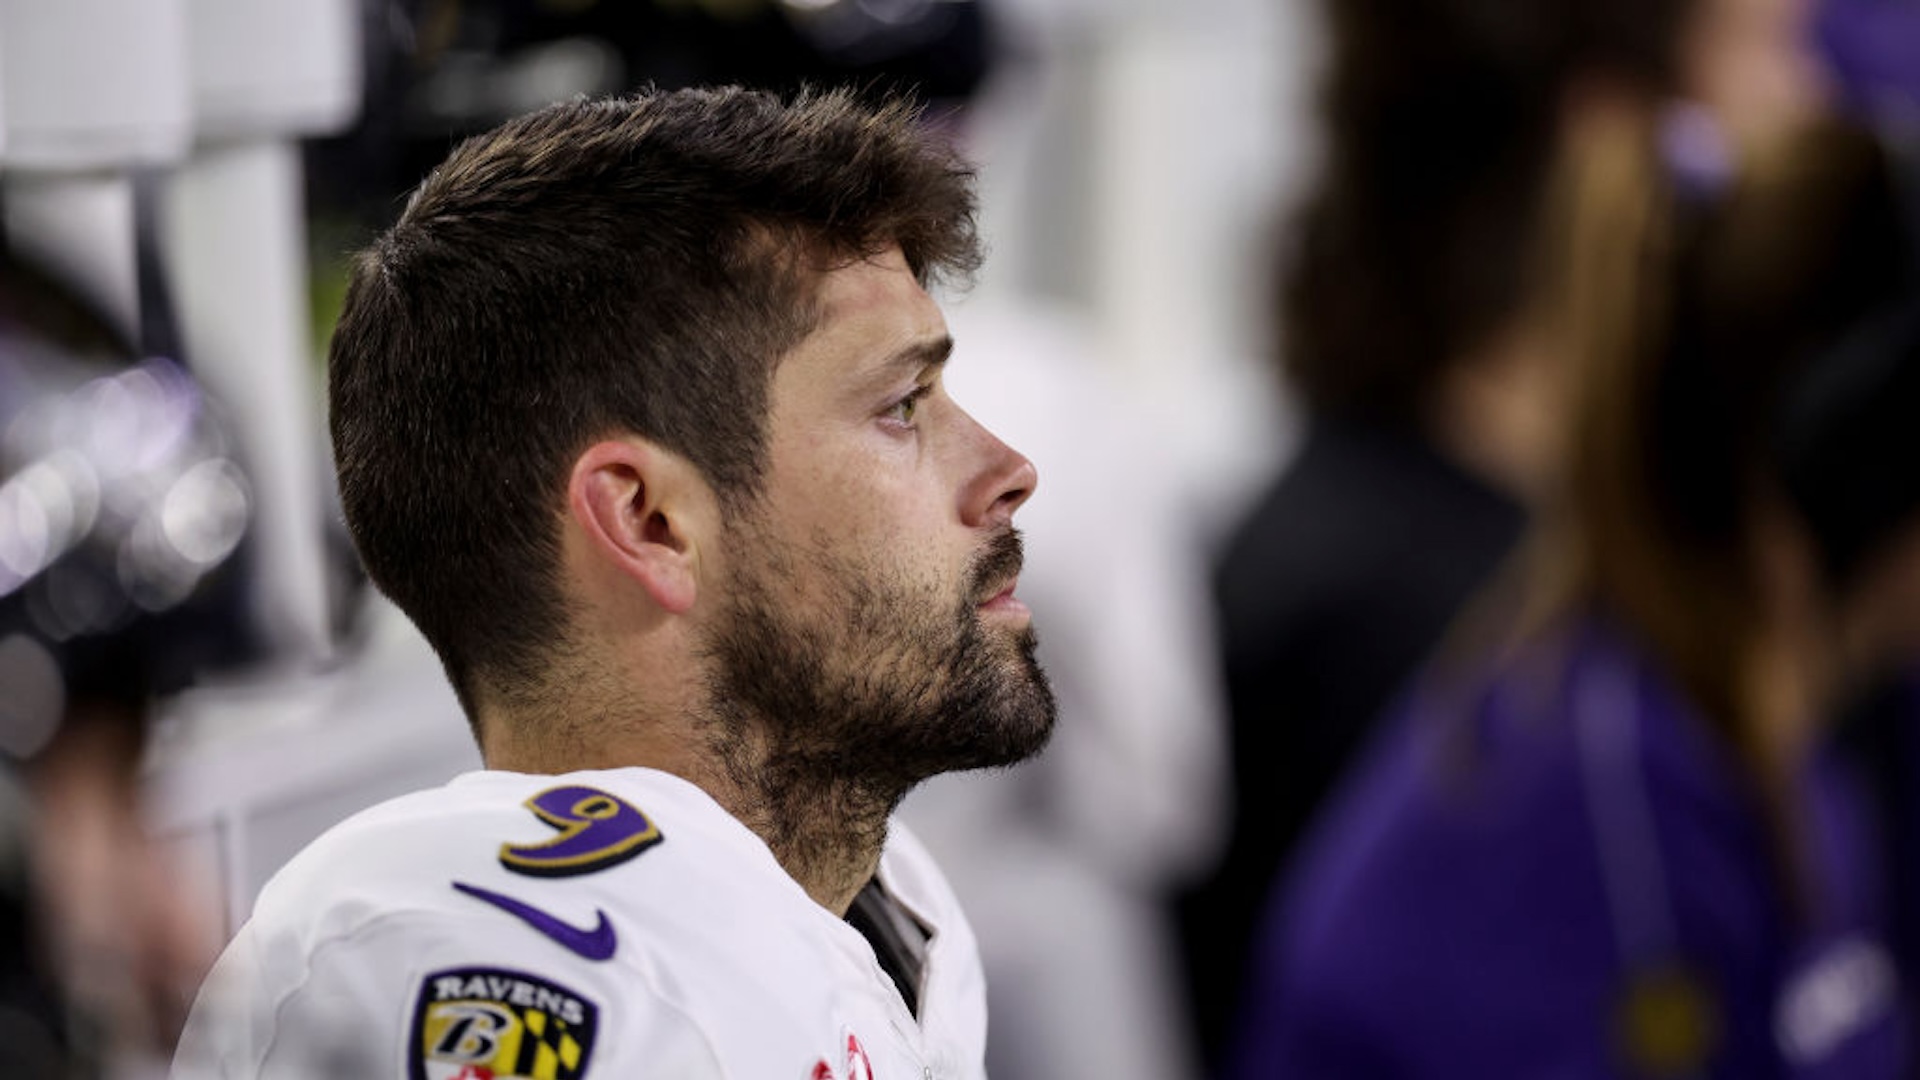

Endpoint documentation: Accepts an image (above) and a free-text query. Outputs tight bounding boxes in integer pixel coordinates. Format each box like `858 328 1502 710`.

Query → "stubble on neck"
701 714 902 917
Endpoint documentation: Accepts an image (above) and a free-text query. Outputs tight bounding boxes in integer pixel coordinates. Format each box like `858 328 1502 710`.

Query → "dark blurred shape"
1777 263 1920 590
1779 91 1920 1042
1278 0 1692 428
0 260 256 735
1772 19 1920 589
1835 668 1920 1032
1190 413 1524 1056
307 0 993 232
0 248 257 1072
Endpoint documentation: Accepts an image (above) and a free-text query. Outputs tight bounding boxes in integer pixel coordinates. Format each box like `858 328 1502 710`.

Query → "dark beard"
701 527 1057 826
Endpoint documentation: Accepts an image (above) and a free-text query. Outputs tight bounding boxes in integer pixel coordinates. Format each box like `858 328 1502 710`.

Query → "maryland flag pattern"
410 967 600 1080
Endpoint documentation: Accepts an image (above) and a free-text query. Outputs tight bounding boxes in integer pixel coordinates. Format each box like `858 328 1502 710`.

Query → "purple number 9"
500 786 663 877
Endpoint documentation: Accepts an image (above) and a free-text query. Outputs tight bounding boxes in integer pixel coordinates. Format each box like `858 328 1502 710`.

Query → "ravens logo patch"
410 966 599 1080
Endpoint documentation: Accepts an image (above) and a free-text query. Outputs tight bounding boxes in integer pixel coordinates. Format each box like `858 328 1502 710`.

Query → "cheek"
809 452 959 547
770 434 975 586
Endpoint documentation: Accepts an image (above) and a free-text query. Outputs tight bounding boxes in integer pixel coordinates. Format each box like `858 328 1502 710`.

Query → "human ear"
566 439 708 615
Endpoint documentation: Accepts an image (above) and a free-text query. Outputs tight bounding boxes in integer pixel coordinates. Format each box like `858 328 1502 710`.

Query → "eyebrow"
843 335 954 409
878 335 953 376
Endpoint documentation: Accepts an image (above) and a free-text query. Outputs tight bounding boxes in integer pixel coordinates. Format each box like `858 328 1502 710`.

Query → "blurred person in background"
1228 102 1920 1078
1177 0 1823 1065
0 249 254 1074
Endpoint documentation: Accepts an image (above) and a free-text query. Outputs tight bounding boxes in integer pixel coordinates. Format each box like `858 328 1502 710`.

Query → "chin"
962 629 1058 769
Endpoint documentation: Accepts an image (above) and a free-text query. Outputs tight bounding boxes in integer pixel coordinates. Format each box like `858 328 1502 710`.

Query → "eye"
884 383 934 427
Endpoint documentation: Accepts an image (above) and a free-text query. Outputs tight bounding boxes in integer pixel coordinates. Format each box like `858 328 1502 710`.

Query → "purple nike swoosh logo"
453 882 617 961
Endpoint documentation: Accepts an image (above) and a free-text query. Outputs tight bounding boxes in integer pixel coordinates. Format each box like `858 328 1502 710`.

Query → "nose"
959 416 1037 529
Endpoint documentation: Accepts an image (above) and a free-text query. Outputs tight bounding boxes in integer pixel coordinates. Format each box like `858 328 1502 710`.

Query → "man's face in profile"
701 245 1055 786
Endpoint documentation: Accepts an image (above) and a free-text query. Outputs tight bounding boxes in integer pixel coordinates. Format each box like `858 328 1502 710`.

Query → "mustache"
969 528 1025 602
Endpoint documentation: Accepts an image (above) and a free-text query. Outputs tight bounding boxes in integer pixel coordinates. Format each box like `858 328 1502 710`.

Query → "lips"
970 529 1028 615
975 572 1030 620
977 587 1030 622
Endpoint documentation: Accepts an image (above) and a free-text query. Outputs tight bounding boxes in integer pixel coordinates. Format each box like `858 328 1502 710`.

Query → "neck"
483 695 892 918
702 721 897 917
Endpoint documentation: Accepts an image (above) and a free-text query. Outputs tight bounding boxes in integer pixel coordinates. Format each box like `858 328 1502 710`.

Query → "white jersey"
172 766 989 1080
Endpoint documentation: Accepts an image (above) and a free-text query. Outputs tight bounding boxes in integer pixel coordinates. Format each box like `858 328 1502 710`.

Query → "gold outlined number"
500 786 662 877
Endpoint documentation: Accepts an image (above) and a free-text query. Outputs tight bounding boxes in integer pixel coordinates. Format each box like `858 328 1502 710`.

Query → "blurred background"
2 0 1919 1077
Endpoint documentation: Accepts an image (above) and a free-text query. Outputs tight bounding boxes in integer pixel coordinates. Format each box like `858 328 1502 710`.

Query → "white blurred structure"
0 0 360 668
0 0 192 335
974 0 1315 539
150 600 475 938
162 0 362 668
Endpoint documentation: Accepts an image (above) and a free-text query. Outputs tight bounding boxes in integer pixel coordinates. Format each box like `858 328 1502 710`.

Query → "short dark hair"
329 86 981 719
1281 0 1695 427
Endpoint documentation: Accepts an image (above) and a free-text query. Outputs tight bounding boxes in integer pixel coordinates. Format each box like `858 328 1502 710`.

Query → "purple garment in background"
1228 622 1908 1079
1817 0 1920 121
